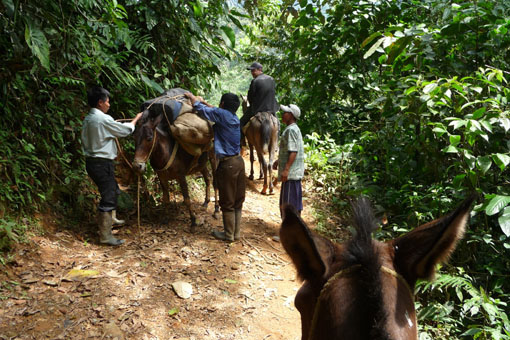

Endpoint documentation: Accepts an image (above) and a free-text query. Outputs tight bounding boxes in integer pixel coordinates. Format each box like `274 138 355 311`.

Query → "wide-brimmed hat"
246 62 263 70
280 104 301 120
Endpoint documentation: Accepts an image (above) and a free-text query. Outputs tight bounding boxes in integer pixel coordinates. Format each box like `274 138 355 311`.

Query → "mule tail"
261 117 272 154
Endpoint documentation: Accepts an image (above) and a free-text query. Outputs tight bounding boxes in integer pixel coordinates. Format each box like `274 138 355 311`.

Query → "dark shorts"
280 180 303 215
85 158 120 212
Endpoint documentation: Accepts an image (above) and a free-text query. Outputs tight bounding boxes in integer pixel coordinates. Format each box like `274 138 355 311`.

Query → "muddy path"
0 156 319 340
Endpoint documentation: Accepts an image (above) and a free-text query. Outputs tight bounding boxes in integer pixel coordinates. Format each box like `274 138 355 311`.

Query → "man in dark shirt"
184 91 245 242
240 62 279 146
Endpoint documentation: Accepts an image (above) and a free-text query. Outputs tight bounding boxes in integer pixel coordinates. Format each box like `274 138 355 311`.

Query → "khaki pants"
216 155 245 212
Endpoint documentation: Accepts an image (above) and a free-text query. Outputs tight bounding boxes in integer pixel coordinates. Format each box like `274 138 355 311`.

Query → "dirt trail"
0 156 315 340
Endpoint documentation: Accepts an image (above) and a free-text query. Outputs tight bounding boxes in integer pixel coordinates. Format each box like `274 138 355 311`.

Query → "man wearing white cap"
276 104 304 217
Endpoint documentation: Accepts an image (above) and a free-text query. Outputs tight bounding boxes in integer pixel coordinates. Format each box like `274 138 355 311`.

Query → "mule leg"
157 172 170 204
208 150 220 219
249 143 255 181
200 166 211 208
177 175 197 232
268 121 279 195
257 149 268 195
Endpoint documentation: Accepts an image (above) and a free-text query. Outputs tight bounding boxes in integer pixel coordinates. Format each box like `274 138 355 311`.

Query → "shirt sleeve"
103 116 135 138
287 129 300 152
194 102 223 123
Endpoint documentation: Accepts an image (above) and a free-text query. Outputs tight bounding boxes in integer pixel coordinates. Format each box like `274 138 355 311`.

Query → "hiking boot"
234 209 242 241
111 210 125 225
98 211 125 246
212 211 235 242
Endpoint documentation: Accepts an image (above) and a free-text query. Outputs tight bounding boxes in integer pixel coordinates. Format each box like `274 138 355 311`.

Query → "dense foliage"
2 0 510 337
251 0 510 338
0 0 240 223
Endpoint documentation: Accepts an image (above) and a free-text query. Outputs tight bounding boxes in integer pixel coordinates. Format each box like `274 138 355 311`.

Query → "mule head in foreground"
280 196 474 340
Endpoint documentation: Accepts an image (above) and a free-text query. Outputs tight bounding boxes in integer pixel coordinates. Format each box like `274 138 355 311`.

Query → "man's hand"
281 168 289 182
132 112 143 125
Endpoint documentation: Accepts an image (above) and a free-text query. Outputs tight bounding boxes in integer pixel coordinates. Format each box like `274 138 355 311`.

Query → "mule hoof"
248 175 254 181
258 176 263 180
202 201 209 208
212 212 219 219
190 224 197 233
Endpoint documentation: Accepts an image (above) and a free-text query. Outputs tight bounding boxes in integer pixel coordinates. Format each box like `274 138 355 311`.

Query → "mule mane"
342 198 391 340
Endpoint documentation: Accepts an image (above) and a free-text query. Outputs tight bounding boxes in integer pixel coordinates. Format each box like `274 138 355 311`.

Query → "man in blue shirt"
184 92 245 242
82 86 142 246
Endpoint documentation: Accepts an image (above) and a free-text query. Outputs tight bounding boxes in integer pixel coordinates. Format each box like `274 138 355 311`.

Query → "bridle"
134 126 179 172
307 264 415 340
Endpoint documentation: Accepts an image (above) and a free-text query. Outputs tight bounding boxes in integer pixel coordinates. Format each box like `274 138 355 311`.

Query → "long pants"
216 155 246 212
280 179 303 217
85 158 119 212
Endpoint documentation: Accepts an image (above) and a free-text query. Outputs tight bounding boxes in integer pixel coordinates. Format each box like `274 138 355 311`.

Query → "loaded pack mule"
132 110 219 232
280 196 474 340
241 95 279 195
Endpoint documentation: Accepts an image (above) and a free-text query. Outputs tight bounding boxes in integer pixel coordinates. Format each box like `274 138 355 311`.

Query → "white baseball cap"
280 104 301 119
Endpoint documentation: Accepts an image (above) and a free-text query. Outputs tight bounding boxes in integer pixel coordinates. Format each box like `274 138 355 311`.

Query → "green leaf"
24 20 50 71
387 36 413 64
449 119 467 130
220 26 235 48
432 127 447 137
464 150 475 169
471 107 486 119
361 32 382 48
225 278 237 284
168 307 179 316
485 195 510 216
499 208 510 236
449 135 461 146
476 156 492 174
140 74 164 94
500 117 510 132
193 1 203 17
423 83 437 94
492 153 510 171
363 37 385 59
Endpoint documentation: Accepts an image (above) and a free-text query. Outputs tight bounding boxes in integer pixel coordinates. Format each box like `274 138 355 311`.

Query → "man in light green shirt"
276 104 304 217
82 86 142 246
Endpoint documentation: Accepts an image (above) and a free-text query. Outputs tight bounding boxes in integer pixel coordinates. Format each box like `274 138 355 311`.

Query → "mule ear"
393 196 475 284
280 204 331 282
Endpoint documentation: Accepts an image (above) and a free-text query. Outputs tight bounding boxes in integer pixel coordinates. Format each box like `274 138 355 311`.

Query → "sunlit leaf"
485 195 510 216
476 156 492 174
492 153 510 171
363 37 385 59
423 83 437 94
498 207 510 237
24 19 50 71
220 25 235 48
361 32 382 48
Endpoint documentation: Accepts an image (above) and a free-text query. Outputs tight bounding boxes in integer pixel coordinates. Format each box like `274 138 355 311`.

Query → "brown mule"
132 111 219 231
241 96 279 195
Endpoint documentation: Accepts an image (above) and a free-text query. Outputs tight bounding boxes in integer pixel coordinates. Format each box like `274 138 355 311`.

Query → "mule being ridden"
132 111 219 232
280 196 474 340
241 96 279 195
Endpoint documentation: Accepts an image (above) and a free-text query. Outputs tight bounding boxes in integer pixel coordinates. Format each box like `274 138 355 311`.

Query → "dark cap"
246 62 263 70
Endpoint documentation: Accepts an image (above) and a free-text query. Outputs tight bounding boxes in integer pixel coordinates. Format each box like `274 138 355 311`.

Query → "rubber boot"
234 209 242 241
111 210 125 225
212 211 235 242
98 211 125 246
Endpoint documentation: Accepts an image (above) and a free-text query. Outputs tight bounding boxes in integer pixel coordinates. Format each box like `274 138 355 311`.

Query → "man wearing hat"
275 104 304 217
240 62 279 146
